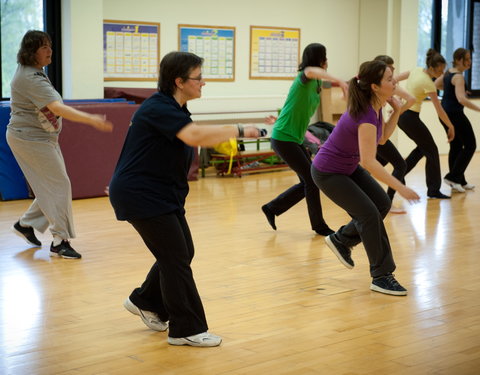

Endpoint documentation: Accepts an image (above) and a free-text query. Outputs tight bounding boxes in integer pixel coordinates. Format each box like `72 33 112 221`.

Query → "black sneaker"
370 274 407 296
261 204 277 230
50 240 82 259
427 191 451 199
11 221 41 247
325 234 354 269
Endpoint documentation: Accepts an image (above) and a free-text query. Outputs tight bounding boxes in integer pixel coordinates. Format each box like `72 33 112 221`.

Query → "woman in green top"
262 43 347 235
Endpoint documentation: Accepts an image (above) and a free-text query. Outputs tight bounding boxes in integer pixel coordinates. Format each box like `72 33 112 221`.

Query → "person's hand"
446 126 455 142
243 126 264 138
398 185 420 203
386 96 402 112
90 114 113 132
264 115 277 125
339 80 349 99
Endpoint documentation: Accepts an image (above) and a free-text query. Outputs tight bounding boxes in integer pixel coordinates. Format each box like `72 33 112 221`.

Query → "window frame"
0 0 61 100
430 0 479 97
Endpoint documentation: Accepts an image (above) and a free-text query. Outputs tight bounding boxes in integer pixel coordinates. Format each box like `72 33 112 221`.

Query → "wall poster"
178 24 235 81
249 26 300 80
103 20 160 81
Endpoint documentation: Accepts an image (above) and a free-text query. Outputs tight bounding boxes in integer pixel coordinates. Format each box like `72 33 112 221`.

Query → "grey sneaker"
168 332 222 347
12 221 41 247
123 297 168 331
50 240 81 259
370 274 407 296
325 234 354 269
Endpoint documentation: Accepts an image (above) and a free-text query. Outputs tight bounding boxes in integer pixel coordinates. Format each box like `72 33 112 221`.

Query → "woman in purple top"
311 60 419 296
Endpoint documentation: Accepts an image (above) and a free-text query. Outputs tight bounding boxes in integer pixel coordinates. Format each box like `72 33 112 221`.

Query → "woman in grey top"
7 30 113 258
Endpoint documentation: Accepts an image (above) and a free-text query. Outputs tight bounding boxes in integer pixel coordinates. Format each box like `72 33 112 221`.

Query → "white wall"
61 0 480 154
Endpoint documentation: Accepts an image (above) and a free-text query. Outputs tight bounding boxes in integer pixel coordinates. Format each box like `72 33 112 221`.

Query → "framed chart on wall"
103 20 160 81
249 26 300 80
178 24 235 81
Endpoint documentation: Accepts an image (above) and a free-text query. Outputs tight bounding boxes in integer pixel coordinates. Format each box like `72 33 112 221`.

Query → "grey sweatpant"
7 130 75 240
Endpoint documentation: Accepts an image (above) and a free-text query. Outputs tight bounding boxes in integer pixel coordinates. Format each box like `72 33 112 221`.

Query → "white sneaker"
123 298 168 331
444 178 465 193
168 332 222 347
463 183 475 190
389 204 406 214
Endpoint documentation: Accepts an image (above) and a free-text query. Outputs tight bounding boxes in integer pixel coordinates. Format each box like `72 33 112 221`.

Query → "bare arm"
304 67 348 97
379 97 402 144
393 85 415 114
435 74 444 90
47 101 113 132
176 123 261 147
395 71 410 82
453 75 480 112
358 123 419 202
429 92 455 141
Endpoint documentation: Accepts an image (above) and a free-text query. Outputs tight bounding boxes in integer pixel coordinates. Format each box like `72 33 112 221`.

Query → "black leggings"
397 110 442 195
440 110 476 185
264 138 329 231
311 165 395 278
376 139 407 201
128 212 208 338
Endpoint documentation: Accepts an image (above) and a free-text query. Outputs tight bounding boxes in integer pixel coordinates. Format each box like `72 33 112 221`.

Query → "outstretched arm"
358 122 420 203
176 123 262 147
453 75 480 112
304 67 348 98
47 101 113 132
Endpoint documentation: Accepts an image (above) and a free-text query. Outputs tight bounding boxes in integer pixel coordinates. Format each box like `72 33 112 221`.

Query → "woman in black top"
109 52 262 347
435 48 480 192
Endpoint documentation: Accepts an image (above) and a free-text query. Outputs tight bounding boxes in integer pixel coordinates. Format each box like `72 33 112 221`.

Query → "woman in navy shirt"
109 52 261 347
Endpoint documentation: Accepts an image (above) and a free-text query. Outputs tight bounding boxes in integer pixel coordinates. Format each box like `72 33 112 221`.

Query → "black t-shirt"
109 92 193 220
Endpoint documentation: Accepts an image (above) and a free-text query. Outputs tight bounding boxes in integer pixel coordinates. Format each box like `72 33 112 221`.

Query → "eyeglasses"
187 75 204 81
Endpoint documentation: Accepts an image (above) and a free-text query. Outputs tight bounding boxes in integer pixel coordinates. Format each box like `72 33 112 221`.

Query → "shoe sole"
325 236 354 269
370 284 407 296
11 226 41 247
49 251 81 259
123 298 168 332
167 337 222 347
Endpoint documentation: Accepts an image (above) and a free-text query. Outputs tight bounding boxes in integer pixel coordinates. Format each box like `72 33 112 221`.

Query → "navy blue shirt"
109 92 194 220
441 71 465 113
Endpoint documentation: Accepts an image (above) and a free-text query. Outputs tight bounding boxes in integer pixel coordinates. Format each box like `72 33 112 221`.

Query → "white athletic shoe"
389 203 406 214
462 183 475 190
123 298 168 331
444 178 465 193
168 332 222 347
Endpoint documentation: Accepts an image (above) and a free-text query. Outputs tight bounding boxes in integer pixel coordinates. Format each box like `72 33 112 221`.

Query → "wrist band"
237 124 244 138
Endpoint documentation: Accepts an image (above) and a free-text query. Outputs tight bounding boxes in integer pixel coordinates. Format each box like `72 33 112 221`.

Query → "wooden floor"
1 155 480 375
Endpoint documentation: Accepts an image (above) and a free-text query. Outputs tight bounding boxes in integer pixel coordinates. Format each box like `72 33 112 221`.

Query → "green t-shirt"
272 71 321 144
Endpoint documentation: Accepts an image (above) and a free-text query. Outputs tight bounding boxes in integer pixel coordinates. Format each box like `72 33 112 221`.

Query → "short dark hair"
374 55 394 65
298 43 327 71
452 48 470 67
425 48 446 68
157 52 203 96
17 30 52 66
347 60 388 120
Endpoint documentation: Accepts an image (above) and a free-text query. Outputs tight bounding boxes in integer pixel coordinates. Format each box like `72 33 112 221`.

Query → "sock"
53 236 63 246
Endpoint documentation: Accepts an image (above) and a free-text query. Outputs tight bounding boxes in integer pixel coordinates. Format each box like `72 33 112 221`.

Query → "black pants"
398 110 442 195
264 138 329 231
440 110 476 185
376 139 407 201
128 212 208 338
311 165 395 278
